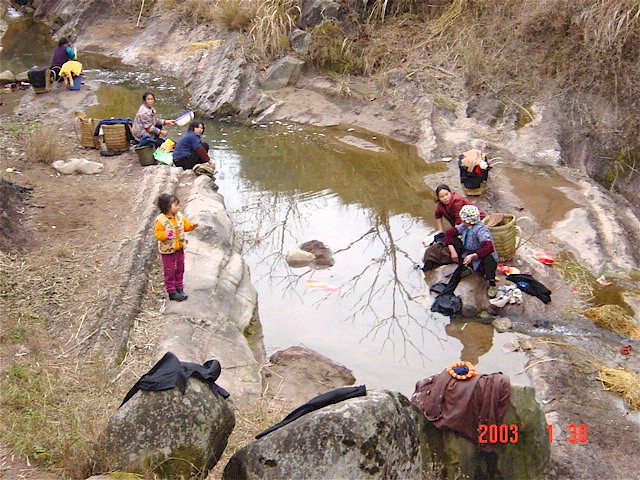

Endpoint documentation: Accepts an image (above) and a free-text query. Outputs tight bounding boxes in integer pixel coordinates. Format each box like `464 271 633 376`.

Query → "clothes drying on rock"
120 351 229 407
430 261 466 317
489 285 523 307
411 370 511 452
255 385 367 439
505 273 552 304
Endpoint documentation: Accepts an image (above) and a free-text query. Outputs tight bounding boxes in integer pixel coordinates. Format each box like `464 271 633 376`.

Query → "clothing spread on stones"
173 130 211 170
132 103 164 143
120 351 229 407
411 371 510 452
255 385 367 439
435 192 486 228
505 273 552 304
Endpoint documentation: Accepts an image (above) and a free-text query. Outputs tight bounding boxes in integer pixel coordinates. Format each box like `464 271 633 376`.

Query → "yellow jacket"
59 60 83 79
154 212 196 254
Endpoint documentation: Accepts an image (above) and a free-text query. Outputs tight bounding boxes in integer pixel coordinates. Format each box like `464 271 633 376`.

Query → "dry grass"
154 0 220 22
207 394 292 479
0 247 119 477
214 0 259 30
185 40 224 54
596 365 640 410
23 126 70 164
583 304 640 339
554 250 597 300
247 0 299 61
305 21 388 76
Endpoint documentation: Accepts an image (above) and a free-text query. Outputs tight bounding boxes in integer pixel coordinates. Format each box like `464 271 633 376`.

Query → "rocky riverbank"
1 2 639 479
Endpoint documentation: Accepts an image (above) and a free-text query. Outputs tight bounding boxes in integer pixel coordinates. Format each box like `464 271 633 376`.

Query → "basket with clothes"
458 149 490 196
93 118 135 153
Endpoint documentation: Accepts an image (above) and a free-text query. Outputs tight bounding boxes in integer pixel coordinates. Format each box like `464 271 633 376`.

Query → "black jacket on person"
120 351 229 407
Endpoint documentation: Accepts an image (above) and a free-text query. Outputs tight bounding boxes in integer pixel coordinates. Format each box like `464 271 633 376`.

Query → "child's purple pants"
161 249 185 292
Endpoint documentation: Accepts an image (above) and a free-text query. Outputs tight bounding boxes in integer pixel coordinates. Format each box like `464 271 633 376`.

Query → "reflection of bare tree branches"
329 213 447 362
231 189 446 364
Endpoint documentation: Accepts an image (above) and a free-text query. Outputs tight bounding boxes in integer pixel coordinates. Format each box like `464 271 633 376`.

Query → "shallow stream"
2 16 540 396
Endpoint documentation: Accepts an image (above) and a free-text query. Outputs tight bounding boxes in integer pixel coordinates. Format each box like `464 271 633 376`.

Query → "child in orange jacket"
154 194 199 301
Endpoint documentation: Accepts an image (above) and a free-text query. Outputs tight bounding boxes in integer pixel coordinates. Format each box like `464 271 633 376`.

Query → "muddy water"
3 17 532 396
503 164 580 230
205 121 532 394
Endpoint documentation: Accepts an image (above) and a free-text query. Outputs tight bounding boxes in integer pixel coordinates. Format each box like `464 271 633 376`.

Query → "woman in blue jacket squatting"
173 121 215 171
444 204 499 298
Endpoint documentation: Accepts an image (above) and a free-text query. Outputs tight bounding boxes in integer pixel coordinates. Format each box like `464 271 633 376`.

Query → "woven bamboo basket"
483 213 517 261
33 69 55 94
79 117 100 149
102 124 130 152
463 182 487 196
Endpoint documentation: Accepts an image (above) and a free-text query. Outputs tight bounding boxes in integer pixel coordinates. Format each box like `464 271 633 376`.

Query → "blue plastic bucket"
67 76 81 91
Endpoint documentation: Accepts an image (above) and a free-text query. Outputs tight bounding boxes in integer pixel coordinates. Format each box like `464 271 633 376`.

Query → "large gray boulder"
417 385 550 479
261 55 305 91
223 390 425 479
94 377 235 479
298 0 344 28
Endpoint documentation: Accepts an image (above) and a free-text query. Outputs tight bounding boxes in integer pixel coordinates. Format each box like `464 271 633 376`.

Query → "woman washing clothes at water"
132 91 176 147
444 205 498 298
50 37 76 80
173 121 215 171
434 184 485 232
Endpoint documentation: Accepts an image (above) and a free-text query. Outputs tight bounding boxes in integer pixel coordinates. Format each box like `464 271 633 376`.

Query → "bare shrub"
155 0 219 22
24 126 70 164
247 0 299 61
214 0 259 30
306 21 388 76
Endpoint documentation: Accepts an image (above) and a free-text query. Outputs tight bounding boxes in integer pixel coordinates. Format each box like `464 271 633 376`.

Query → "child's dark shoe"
176 289 188 300
169 290 186 302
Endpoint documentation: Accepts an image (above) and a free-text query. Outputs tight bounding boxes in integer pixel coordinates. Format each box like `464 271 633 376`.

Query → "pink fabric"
161 249 185 292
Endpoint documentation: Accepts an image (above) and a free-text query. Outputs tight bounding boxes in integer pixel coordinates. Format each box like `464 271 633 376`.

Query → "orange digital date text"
478 424 519 444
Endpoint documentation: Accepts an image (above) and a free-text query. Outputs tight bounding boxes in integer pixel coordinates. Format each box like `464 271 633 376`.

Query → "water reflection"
2 19 532 393
445 321 494 365
213 121 530 393
84 72 188 120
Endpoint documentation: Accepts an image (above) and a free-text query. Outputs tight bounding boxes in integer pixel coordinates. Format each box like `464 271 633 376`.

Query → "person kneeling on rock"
154 193 199 302
444 205 499 298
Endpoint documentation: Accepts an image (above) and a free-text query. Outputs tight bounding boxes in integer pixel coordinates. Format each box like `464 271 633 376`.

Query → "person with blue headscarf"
444 205 499 298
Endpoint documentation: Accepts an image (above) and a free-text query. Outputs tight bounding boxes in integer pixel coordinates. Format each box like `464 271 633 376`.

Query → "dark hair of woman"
435 184 451 202
142 91 155 102
187 121 205 133
58 37 69 46
157 193 179 214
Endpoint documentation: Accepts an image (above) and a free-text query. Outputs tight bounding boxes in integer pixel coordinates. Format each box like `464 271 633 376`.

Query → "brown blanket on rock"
411 370 511 452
